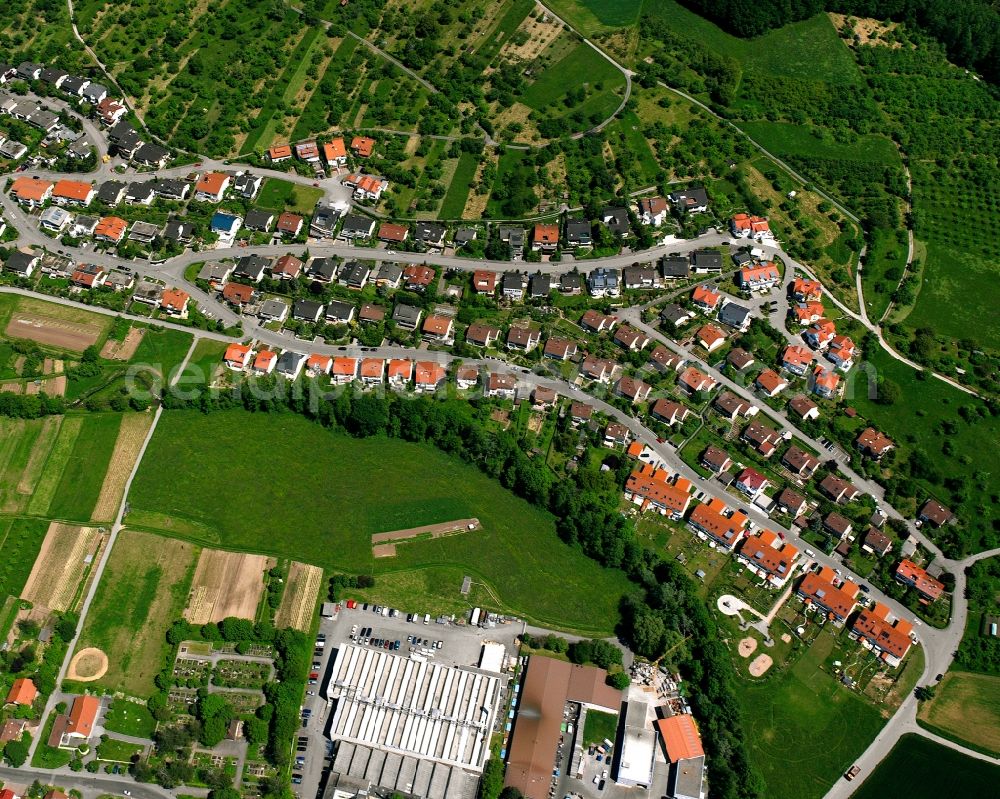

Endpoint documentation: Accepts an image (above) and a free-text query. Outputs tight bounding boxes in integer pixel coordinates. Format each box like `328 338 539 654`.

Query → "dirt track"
99 327 145 360
371 518 480 544
6 313 103 352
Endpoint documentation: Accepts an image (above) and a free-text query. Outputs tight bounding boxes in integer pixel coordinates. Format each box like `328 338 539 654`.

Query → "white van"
423 613 430 625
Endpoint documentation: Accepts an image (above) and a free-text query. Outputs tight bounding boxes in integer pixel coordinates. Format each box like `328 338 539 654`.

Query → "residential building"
775 487 807 518
124 182 155 205
377 222 409 245
339 260 371 290
472 270 497 294
810 366 841 398
413 222 446 250
276 351 306 381
543 337 577 361
587 267 620 297
713 391 757 421
210 212 241 239
797 567 859 623
691 283 721 313
52 179 95 207
258 299 288 323
781 445 819 479
128 220 159 244
600 206 630 237
528 273 551 298
96 180 126 206
93 215 127 243
224 343 251 370
688 498 747 550
625 465 691 519
402 264 435 292
351 136 375 157
252 350 278 375
559 273 582 294
667 186 709 214
791 277 823 302
737 530 799 586
851 603 914 667
232 173 262 199
486 372 517 399
895 559 945 602
10 176 53 207
581 355 617 383
781 345 814 375
194 172 230 202
701 446 732 474
569 402 593 425
309 204 339 237
856 427 894 460
532 223 559 252
622 266 658 290
730 213 773 241
133 143 169 168
735 467 769 499
506 326 540 352
824 512 853 540
414 361 447 392
792 301 825 325
160 288 189 318
727 348 755 371
718 301 752 331
678 366 717 394
5 251 39 278
359 357 384 385
788 394 819 421
422 315 454 341
387 359 413 388
737 262 781 290
307 256 337 282
456 365 479 390
331 357 358 384
132 280 164 306
295 140 320 162
564 218 591 248
276 212 304 237
659 303 694 327
743 419 782 457
615 325 650 351
233 255 269 283
919 499 954 528
690 250 723 273
465 322 501 348
755 369 788 397
344 173 388 201
373 262 402 288
323 137 347 166
359 303 385 324
39 207 71 233
649 345 684 373
660 256 690 280
695 324 726 353
531 386 557 407
305 354 333 376
580 309 617 333
267 144 292 163
804 318 837 350
501 271 527 300
819 475 860 503
862 528 893 557
292 299 323 323
616 375 652 404
826 335 856 370
324 300 355 324
638 196 668 226
650 399 690 426
338 214 375 240
391 304 422 330
152 179 189 201
6 677 37 706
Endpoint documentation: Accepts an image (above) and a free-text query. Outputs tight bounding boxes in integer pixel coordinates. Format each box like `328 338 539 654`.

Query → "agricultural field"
90 413 155 523
917 671 1000 755
0 416 62 514
543 0 642 36
126 409 634 634
274 561 323 632
0 517 50 600
46 413 124 521
184 549 272 625
19 522 107 612
74 529 197 696
738 628 885 799
0 294 112 354
853 734 1000 799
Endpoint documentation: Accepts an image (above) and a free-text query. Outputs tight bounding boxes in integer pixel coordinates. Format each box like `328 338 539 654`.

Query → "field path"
27 337 200 763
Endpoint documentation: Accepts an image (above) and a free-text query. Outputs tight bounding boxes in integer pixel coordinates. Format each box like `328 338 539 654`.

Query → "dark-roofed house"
775 487 807 518
339 214 375 240
824 512 853 540
565 218 591 248
292 299 323 323
391 304 422 330
660 256 690 280
718 301 753 332
819 475 860 503
310 204 339 237
701 446 732 474
559 273 582 294
690 249 723 273
97 180 126 205
781 445 819 478
413 221 446 250
133 143 169 168
244 209 274 232
668 186 709 214
307 257 338 283
152 179 189 201
714 391 756 421
660 303 694 328
600 206 630 237
233 255 269 283
862 528 893 557
918 499 953 528
742 418 781 458
727 348 755 371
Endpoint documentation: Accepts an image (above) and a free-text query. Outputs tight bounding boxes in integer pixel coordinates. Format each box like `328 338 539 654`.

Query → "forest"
675 0 1000 82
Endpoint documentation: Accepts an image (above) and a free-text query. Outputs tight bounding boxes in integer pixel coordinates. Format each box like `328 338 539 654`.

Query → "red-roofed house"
268 144 293 162
94 215 127 244
10 176 53 207
6 677 37 706
737 262 781 291
650 399 690 426
678 366 717 394
271 254 302 279
472 270 497 294
691 283 721 312
222 282 255 306
359 358 384 385
615 376 651 404
387 359 412 388
755 368 788 397
160 288 190 318
797 567 859 623
580 309 617 333
781 345 814 375
295 140 320 162
625 464 691 519
792 301 825 325
826 335 856 370
331 357 358 385
323 137 347 166
696 324 726 353
738 529 800 587
638 196 668 226
734 467 769 499
305 354 333 376
805 318 837 350
194 172 230 202
895 559 945 602
810 365 841 398
252 350 277 375
687 498 747 550
52 179 96 207
422 314 454 341
614 325 650 351
730 213 773 241
791 277 823 302
276 212 304 237
351 136 375 158
532 224 559 252
65 694 99 740
224 343 252 370
414 361 446 392
856 427 894 460
851 602 914 667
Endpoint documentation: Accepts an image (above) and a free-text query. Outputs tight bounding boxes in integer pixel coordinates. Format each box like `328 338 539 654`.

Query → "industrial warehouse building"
326 644 504 799
614 700 656 788
504 656 623 799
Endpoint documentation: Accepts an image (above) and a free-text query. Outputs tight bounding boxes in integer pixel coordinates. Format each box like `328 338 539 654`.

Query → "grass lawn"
582 709 619 747
103 699 158 738
31 713 73 768
917 670 1000 755
0 517 49 599
739 627 885 799
126 410 635 634
739 122 899 165
902 241 997 347
255 179 324 215
96 737 145 762
439 152 479 219
129 326 194 382
860 227 909 322
853 733 1000 799
543 0 642 36
75 529 198 697
47 413 123 522
518 42 624 112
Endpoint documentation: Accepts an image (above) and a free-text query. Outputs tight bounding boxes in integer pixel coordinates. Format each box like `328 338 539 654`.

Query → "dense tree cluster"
955 558 1000 673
